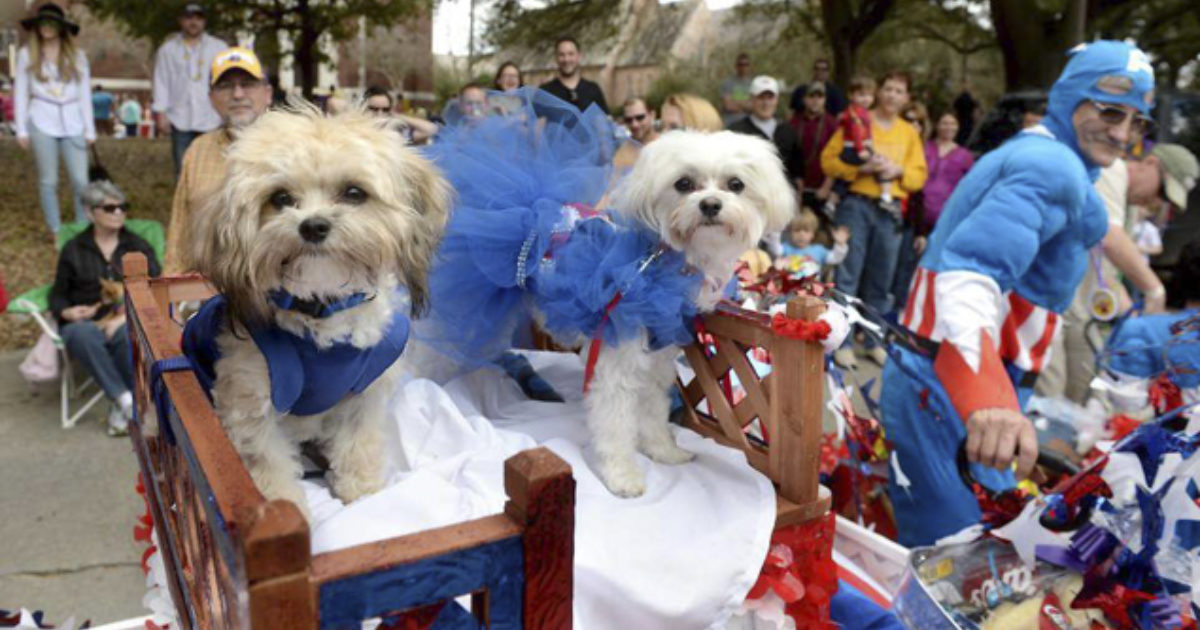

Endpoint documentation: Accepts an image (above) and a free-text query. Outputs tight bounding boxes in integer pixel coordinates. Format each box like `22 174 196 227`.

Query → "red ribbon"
582 292 624 393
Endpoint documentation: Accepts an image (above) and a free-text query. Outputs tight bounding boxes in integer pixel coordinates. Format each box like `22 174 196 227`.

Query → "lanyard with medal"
1088 247 1118 321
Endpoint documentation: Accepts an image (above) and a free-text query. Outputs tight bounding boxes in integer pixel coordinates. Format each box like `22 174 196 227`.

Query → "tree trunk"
991 0 1088 91
821 0 854 88
292 0 319 99
599 0 649 102
820 0 893 90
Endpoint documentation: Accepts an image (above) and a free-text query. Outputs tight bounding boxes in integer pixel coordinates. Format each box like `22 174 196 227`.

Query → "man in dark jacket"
539 37 608 113
728 75 805 190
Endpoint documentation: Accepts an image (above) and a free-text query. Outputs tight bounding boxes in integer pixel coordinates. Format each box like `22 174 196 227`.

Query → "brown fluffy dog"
190 107 450 518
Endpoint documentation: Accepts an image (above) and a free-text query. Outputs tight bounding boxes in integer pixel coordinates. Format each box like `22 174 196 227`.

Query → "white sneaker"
833 348 858 369
117 391 135 421
106 406 129 437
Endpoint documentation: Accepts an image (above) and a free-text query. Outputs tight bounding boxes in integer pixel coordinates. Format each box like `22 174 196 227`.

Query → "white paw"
643 441 696 465
254 473 312 522
330 467 385 504
597 458 646 498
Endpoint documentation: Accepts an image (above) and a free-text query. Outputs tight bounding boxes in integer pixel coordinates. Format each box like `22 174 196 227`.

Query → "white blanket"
302 351 776 629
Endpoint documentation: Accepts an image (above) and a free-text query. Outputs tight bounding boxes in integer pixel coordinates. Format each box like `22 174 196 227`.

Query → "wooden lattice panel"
678 296 832 525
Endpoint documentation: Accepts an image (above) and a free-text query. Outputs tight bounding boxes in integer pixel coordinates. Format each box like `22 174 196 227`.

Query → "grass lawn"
1 136 176 351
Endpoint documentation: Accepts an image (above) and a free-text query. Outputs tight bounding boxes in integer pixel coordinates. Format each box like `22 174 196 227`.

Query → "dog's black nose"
299 217 332 243
699 197 722 218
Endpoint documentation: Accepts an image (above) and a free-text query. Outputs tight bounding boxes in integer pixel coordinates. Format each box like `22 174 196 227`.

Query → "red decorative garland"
1108 414 1141 441
135 473 168 630
770 313 831 342
747 511 838 629
1148 374 1183 416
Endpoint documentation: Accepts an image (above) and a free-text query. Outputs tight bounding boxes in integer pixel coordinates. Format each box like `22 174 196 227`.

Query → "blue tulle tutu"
419 88 703 367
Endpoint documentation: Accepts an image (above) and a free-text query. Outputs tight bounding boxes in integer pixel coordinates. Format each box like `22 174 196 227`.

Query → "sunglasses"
95 203 128 214
1090 100 1154 134
623 113 647 124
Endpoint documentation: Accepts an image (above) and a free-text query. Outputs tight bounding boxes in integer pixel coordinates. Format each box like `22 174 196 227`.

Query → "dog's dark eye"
340 185 368 205
269 190 296 209
674 177 694 193
728 178 745 193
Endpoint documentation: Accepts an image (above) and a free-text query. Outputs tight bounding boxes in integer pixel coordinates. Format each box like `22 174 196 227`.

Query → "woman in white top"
15 3 94 239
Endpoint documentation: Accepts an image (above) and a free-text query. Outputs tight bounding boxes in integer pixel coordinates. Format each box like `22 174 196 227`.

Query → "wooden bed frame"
122 251 832 628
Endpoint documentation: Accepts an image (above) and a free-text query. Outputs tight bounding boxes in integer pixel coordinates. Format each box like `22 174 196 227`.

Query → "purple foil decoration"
1035 524 1119 573
1142 596 1182 630
1072 523 1119 565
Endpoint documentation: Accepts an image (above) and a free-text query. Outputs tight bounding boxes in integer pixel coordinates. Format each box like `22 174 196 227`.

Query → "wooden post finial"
122 251 149 281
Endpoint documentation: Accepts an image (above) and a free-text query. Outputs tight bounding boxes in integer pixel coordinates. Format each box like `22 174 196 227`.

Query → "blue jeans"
61 321 134 401
890 223 920 319
170 128 203 177
28 123 89 234
834 194 903 348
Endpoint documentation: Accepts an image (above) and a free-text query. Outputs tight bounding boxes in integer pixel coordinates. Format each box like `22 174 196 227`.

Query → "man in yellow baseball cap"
164 46 272 273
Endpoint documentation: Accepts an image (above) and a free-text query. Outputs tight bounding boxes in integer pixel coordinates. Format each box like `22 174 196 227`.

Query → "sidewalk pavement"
0 351 147 625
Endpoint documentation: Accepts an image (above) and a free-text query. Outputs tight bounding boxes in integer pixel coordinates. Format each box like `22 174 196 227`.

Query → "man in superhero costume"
882 41 1156 546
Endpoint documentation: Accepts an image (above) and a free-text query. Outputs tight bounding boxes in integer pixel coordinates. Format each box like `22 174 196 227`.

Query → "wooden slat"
679 412 770 475
682 377 705 405
715 339 773 428
310 515 523 585
682 344 751 451
732 397 759 426
701 311 777 349
768 296 826 508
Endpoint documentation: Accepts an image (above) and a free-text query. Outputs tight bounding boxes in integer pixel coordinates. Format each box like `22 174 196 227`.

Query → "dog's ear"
394 153 452 317
746 139 798 234
194 176 271 329
611 143 666 233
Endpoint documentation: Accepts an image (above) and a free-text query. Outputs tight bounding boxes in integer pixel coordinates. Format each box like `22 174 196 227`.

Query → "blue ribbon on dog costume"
268 289 373 319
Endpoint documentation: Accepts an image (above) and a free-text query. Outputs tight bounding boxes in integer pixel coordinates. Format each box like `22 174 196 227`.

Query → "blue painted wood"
319 536 525 630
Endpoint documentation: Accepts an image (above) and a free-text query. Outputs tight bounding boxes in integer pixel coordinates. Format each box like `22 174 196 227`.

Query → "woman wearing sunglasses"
14 3 94 242
48 180 161 436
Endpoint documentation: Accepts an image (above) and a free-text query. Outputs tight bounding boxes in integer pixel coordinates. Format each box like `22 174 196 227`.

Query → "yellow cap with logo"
210 47 264 86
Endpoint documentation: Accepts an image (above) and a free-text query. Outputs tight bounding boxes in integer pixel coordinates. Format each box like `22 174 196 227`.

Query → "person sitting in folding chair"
49 179 160 435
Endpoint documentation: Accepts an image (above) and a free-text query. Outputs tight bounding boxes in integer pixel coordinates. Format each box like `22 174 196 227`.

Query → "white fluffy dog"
410 130 795 497
583 131 795 496
187 107 449 517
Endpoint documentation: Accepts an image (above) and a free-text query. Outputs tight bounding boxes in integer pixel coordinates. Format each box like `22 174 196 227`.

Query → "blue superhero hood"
1044 40 1155 166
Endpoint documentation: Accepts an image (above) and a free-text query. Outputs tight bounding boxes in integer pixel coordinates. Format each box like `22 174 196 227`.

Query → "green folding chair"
7 219 165 428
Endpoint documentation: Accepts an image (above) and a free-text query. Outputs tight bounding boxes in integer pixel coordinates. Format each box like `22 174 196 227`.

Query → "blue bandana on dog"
182 295 409 417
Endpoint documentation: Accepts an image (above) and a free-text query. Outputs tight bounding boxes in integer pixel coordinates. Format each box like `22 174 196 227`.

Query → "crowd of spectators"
9 1 1200 435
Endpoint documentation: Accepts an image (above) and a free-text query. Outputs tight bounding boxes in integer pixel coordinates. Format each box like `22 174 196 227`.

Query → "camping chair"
6 219 165 429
